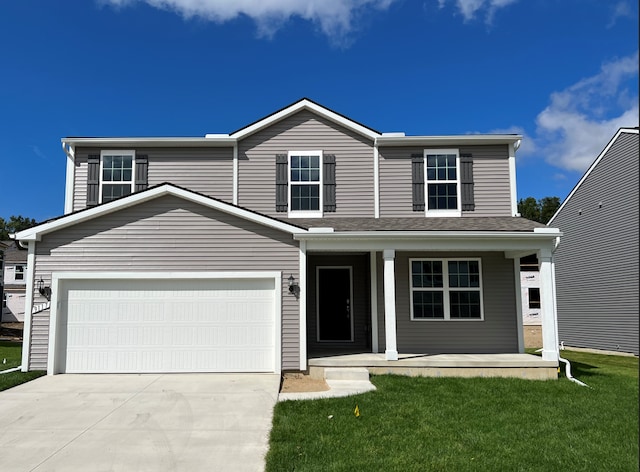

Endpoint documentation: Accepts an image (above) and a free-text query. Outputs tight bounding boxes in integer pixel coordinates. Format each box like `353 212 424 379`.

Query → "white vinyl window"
100 150 135 203
15 264 25 281
425 149 461 217
288 150 322 217
410 258 484 321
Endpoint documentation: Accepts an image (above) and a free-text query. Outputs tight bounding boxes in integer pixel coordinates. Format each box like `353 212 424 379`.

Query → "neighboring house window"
288 151 322 217
528 288 541 309
15 265 25 281
101 151 135 203
425 149 461 216
410 258 483 320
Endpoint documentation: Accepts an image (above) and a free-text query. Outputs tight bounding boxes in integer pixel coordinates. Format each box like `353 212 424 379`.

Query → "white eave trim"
230 99 380 141
61 137 236 147
375 134 523 147
15 184 306 241
295 229 561 241
548 128 639 225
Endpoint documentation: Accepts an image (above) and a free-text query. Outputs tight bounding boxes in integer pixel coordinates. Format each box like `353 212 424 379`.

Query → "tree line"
518 196 561 224
0 215 38 240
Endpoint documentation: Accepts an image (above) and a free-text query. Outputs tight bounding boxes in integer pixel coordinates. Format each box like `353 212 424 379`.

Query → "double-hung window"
289 151 322 217
101 151 135 203
15 264 25 281
425 149 461 217
410 258 483 320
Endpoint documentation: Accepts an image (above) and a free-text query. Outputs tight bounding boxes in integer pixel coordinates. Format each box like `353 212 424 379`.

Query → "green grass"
0 341 45 391
267 351 638 472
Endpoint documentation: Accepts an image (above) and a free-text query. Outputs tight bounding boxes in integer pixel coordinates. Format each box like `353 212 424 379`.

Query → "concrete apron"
0 373 280 472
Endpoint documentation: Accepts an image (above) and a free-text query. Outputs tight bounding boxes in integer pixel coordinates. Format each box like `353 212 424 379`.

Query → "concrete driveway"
0 373 280 472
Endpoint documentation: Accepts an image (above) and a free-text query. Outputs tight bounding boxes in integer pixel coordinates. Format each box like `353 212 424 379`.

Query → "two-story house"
1 240 28 323
14 99 561 377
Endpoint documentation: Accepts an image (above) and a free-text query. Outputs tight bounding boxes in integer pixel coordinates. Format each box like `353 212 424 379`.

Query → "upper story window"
101 151 135 203
288 151 323 217
412 149 473 216
15 264 25 280
275 151 335 217
425 149 461 217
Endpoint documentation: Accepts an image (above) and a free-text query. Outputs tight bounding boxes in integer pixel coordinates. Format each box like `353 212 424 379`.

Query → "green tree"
0 215 37 240
518 197 561 224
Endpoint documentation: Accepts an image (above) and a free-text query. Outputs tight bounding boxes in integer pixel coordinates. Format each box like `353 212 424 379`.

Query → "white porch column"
513 258 525 353
370 251 379 353
383 249 398 361
538 247 559 362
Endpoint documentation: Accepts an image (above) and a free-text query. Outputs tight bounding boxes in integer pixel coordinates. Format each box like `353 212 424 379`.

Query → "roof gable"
227 98 381 141
14 184 307 242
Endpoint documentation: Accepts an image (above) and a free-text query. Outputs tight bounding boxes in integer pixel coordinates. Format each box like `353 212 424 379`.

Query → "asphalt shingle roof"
279 217 547 232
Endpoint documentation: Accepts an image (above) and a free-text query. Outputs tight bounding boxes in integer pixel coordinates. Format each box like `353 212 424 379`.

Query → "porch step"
324 367 370 381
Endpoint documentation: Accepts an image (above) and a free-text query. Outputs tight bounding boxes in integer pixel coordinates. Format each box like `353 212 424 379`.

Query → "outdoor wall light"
288 274 299 295
37 277 52 301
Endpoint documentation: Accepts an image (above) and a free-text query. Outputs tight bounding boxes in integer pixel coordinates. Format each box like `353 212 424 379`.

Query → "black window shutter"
460 153 475 211
135 154 148 192
323 154 336 212
411 153 425 211
87 154 100 207
275 154 288 212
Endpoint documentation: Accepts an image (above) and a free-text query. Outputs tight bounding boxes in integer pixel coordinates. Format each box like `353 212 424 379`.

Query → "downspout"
551 236 589 388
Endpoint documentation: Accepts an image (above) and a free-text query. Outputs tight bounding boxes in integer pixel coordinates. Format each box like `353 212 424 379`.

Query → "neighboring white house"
1 241 27 322
520 254 541 326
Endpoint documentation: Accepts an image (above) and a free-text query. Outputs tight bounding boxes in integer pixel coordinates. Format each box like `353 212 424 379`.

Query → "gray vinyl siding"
378 145 512 217
376 251 518 353
73 147 234 211
29 195 300 371
238 110 375 217
553 132 639 355
306 254 371 354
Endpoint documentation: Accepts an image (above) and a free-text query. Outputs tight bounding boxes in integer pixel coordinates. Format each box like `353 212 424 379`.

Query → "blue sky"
1 0 637 222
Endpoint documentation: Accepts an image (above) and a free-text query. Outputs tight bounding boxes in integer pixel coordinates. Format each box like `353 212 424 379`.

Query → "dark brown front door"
317 267 353 341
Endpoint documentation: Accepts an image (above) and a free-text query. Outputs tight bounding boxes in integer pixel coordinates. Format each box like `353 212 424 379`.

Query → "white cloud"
488 125 537 157
534 52 639 172
607 1 636 28
438 0 518 23
102 0 396 44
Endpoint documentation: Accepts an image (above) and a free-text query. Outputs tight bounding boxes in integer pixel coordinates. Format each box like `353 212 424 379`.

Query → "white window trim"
15 264 25 281
409 257 484 321
99 150 136 204
287 150 323 218
424 148 462 217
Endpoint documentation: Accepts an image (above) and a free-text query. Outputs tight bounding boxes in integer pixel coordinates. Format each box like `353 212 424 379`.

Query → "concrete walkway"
0 373 280 472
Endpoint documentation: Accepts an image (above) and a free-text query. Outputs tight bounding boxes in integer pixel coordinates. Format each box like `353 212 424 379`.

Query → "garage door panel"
61 278 277 373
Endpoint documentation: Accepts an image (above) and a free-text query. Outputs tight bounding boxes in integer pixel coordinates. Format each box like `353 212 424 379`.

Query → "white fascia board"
15 184 306 241
52 271 282 281
61 137 236 147
375 134 523 147
548 128 639 225
231 99 380 141
296 230 561 252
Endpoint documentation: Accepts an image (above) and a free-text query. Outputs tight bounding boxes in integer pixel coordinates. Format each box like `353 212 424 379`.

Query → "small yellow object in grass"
354 405 360 417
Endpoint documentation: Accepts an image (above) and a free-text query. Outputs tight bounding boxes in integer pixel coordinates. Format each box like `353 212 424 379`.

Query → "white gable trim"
230 99 380 141
548 128 639 225
14 184 306 241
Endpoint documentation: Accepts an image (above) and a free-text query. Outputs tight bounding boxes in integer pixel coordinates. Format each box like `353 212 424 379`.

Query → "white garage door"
59 277 277 373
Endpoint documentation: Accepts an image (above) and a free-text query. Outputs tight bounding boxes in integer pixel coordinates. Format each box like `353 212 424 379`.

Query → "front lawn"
267 351 639 471
0 341 45 391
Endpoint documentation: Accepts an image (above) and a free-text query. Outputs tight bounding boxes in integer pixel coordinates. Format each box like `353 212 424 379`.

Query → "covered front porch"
307 352 558 380
293 219 562 378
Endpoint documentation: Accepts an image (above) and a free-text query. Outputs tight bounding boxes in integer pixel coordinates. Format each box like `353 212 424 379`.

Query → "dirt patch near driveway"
281 373 329 393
